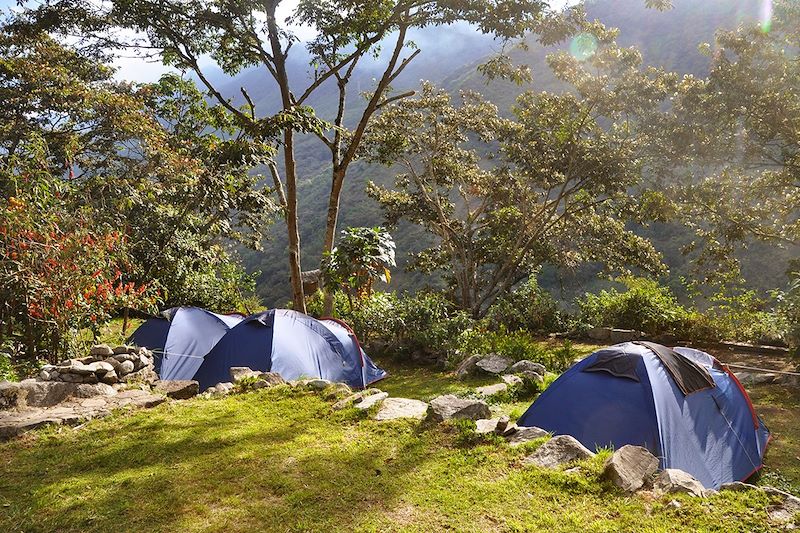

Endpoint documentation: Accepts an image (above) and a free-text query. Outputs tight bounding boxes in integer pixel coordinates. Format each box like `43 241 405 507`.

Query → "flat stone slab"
374 398 428 420
354 392 389 410
506 426 548 446
475 418 500 434
154 380 199 399
475 383 508 398
475 355 512 375
426 395 491 423
0 390 166 441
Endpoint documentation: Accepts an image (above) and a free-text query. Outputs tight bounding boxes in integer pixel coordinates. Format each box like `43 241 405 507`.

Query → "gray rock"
68 361 95 376
120 366 158 385
763 487 800 524
90 344 114 357
100 370 119 385
455 355 482 379
59 373 82 383
354 391 388 410
257 372 286 387
524 435 595 468
118 360 135 376
306 379 332 391
88 361 115 375
426 395 491 423
586 326 612 341
602 445 659 492
475 418 500 434
509 360 547 375
653 469 706 498
112 345 136 355
374 398 429 421
506 426 549 446
230 367 259 382
113 353 136 363
332 389 382 410
735 372 778 386
610 329 643 343
475 354 512 375
719 481 758 492
71 383 117 399
475 383 508 398
500 374 523 386
0 381 25 409
81 374 99 384
495 415 511 435
154 380 199 400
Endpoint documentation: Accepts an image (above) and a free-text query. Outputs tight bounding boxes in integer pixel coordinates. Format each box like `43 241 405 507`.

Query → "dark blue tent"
192 309 387 391
128 307 243 380
518 342 770 489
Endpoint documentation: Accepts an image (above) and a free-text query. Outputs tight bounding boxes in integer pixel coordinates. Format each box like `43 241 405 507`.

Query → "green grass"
749 384 800 494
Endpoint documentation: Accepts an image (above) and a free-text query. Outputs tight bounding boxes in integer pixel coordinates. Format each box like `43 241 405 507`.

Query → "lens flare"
760 0 773 33
569 33 598 61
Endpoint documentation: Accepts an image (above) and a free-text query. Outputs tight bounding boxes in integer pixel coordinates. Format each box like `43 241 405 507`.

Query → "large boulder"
653 469 706 498
524 435 595 468
609 329 643 343
586 327 612 341
475 354 512 375
374 398 429 421
426 395 491 423
763 486 800 524
455 355 481 379
154 380 199 400
602 445 659 492
509 360 546 375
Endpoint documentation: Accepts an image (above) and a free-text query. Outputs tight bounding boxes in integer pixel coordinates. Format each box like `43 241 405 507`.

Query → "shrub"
777 272 800 355
577 276 689 335
484 276 566 334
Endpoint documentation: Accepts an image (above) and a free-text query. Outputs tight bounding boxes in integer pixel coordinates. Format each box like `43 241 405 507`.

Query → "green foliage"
577 276 689 335
484 276 566 333
321 227 396 307
779 272 800 354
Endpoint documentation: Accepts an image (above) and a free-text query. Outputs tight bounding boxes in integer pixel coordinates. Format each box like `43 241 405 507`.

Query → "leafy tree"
0 23 276 314
365 27 672 316
1 135 156 363
650 0 799 282
20 0 586 313
321 226 395 310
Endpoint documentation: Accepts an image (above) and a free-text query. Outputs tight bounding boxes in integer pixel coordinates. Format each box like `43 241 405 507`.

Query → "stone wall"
39 344 157 385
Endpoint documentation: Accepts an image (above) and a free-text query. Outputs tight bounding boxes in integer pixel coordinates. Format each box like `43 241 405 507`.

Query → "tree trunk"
321 166 346 316
122 307 129 336
284 131 306 313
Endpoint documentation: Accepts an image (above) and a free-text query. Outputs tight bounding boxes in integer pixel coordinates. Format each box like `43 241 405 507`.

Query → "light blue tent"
192 309 387 391
128 307 243 380
518 342 770 489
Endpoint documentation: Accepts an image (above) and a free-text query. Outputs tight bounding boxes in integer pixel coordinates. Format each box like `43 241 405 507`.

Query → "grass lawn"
0 335 795 531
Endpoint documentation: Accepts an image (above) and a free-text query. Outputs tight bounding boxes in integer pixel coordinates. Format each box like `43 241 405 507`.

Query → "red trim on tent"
721 362 760 429
742 433 773 482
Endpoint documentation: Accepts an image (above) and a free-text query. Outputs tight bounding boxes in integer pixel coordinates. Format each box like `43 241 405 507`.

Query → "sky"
1 0 576 83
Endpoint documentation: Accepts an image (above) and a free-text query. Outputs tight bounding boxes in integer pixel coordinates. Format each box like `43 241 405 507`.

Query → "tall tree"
365 25 673 315
22 0 578 313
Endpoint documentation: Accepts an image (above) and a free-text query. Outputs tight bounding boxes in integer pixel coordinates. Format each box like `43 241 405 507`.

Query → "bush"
484 276 566 334
577 276 690 335
778 272 800 354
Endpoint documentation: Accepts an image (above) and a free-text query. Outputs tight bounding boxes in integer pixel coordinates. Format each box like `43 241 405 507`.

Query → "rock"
113 345 136 355
719 481 758 492
257 372 286 387
81 374 99 384
0 381 25 409
39 368 56 381
323 383 352 399
354 391 388 410
475 418 500 434
120 366 158 384
602 445 659 492
230 367 259 382
509 360 547 375
763 487 800 524
118 360 135 376
586 326 612 341
475 382 508 398
206 382 234 396
305 379 332 391
91 344 114 357
374 398 429 421
455 355 482 379
666 499 682 509
495 415 511 435
610 329 643 343
500 374 523 386
100 370 119 385
332 389 380 410
426 395 491 423
88 361 115 375
524 435 595 468
112 353 136 363
653 469 706 498
154 380 199 400
71 383 117 399
67 361 95 376
506 426 549 446
475 354 512 375
650 333 679 345
517 371 544 384
735 372 778 386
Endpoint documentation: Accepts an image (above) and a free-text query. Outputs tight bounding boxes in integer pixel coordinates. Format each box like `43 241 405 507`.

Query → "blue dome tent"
518 342 770 489
192 309 387 391
128 307 243 380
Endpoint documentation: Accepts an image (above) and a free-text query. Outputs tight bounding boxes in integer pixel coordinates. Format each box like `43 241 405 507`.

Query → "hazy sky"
1 0 575 83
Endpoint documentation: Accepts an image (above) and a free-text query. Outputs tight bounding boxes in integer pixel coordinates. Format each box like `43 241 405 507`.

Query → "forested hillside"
237 0 795 307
